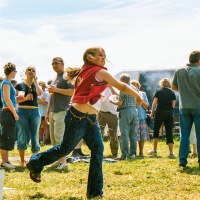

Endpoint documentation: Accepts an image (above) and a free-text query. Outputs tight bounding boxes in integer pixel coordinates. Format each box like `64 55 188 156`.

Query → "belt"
2 107 10 111
100 111 111 114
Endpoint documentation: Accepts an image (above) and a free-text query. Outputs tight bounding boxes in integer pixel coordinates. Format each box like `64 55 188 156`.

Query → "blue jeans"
17 108 41 152
28 106 104 198
119 107 138 158
179 108 200 165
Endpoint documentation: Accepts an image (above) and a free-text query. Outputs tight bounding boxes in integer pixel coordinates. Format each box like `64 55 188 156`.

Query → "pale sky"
0 0 200 82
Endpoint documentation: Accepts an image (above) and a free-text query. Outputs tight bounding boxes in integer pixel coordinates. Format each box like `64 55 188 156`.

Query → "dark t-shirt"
15 82 38 106
154 88 176 111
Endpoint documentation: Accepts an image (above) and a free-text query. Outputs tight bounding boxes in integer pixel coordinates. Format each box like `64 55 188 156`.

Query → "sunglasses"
52 61 62 65
27 68 36 72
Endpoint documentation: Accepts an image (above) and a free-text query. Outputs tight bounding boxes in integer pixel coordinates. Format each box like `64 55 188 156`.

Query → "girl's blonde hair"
130 79 141 89
64 67 81 82
159 78 172 88
83 47 106 64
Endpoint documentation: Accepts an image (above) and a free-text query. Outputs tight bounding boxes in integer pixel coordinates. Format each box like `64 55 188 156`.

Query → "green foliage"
2 139 200 200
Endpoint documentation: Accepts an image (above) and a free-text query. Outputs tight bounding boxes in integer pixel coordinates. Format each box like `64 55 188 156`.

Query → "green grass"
2 138 200 200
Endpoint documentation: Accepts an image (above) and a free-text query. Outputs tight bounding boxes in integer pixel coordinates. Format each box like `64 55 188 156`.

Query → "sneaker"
1 162 15 169
148 150 157 156
130 154 136 158
56 162 67 170
169 154 175 158
51 161 60 168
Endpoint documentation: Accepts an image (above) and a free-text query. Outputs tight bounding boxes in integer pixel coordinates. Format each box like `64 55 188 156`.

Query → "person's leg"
106 113 119 156
151 111 164 152
119 109 130 159
164 111 174 155
129 107 138 156
17 108 29 166
27 107 87 173
29 108 41 154
179 109 193 166
193 109 200 164
83 115 104 198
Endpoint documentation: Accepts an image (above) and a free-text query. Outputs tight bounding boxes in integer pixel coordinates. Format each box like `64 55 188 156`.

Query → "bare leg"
1 149 8 163
168 143 174 154
138 140 144 155
19 150 26 166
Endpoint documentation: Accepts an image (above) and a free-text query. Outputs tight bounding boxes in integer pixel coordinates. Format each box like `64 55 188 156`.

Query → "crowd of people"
0 48 200 199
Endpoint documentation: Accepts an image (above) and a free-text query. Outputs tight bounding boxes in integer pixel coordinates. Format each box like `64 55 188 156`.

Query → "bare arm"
49 85 74 96
142 101 149 110
172 100 176 108
97 69 143 106
150 97 158 118
172 84 179 91
3 84 19 120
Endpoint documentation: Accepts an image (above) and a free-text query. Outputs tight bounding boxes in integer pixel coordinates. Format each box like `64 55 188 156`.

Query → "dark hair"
11 80 17 84
3 62 16 75
189 51 200 64
120 73 130 84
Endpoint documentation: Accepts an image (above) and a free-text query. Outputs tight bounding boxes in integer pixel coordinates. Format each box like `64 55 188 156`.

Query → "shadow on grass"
178 166 200 175
29 192 83 200
44 166 70 174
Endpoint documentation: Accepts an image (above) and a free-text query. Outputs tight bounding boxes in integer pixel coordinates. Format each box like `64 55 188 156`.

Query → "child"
27 47 143 199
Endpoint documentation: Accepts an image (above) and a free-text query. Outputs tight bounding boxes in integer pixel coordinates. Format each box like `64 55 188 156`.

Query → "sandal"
26 163 41 183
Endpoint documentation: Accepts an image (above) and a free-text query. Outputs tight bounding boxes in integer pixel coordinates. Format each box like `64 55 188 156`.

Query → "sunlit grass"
2 137 200 200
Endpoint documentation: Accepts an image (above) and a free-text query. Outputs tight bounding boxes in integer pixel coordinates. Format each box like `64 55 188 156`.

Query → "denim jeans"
119 107 137 158
179 108 200 165
28 106 104 197
153 110 174 144
17 108 41 152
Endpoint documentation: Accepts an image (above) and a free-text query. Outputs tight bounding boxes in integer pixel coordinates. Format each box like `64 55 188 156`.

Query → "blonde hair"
64 67 81 82
83 47 106 64
159 78 171 88
130 79 141 89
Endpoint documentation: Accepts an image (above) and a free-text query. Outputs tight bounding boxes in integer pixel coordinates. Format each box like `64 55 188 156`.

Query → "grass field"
1 137 200 200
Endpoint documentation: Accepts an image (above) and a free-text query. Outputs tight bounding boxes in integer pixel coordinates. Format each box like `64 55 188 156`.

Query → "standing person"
172 50 200 167
0 62 19 169
97 86 119 158
15 66 43 167
27 47 143 199
189 124 197 158
131 80 150 157
0 76 4 136
148 78 176 157
37 81 50 144
46 57 74 170
110 73 138 160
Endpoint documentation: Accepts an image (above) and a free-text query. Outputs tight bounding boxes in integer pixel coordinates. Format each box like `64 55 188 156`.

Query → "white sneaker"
56 162 67 170
51 161 60 168
148 150 157 155
131 154 136 158
1 162 15 169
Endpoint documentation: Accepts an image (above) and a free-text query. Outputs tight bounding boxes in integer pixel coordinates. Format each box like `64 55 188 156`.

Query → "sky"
0 0 200 82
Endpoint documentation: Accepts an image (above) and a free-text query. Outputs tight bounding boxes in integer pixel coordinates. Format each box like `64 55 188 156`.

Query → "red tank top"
72 64 108 105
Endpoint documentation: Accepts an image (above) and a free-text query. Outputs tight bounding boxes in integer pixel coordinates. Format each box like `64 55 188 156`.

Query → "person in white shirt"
98 86 119 157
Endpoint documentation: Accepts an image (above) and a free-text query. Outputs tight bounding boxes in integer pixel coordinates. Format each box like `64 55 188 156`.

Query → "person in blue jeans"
15 66 43 167
27 47 143 199
110 73 138 160
172 50 200 168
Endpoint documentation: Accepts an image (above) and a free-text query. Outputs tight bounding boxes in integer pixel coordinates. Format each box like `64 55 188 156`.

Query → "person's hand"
150 112 154 119
45 114 49 124
135 96 143 106
25 93 33 101
14 113 19 121
48 85 57 94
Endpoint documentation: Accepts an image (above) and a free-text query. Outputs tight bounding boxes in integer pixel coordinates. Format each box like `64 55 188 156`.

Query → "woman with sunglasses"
15 66 43 167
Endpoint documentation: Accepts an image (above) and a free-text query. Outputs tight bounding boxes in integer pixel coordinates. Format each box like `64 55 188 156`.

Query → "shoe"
51 161 60 168
169 154 175 158
77 148 89 157
191 154 198 158
1 162 15 169
56 162 67 170
179 163 186 168
130 154 136 158
148 150 157 155
72 149 81 157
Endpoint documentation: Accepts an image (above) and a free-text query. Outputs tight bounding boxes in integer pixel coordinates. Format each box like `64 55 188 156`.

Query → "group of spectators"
1 48 200 198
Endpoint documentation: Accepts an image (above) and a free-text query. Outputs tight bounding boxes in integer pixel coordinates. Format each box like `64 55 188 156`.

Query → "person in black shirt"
148 78 176 157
